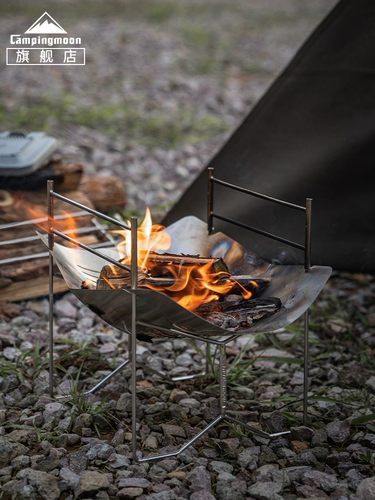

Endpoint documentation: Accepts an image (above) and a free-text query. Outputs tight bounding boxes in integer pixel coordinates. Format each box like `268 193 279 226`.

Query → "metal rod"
0 240 118 266
303 199 312 424
305 198 312 271
211 175 306 211
47 180 55 398
219 344 227 416
224 415 290 439
0 210 88 230
0 224 111 246
207 167 214 234
84 359 131 395
137 415 223 462
303 308 309 425
50 190 131 230
212 213 305 251
130 217 138 462
136 320 236 345
52 229 132 272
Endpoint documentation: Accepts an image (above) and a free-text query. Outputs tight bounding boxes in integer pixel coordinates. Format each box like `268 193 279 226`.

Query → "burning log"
194 297 282 330
96 253 270 298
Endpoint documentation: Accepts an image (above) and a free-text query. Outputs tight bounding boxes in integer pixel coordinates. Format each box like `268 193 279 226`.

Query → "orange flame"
26 204 79 239
113 208 256 311
113 207 171 267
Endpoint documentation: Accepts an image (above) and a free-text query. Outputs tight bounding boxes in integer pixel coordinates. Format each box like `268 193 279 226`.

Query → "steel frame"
46 168 314 461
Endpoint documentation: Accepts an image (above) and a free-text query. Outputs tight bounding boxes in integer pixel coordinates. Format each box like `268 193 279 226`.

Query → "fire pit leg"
84 357 131 395
47 180 55 398
303 309 310 425
219 344 227 417
129 217 139 462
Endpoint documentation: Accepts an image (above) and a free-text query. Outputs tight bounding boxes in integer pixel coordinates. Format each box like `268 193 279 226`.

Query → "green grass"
0 95 228 148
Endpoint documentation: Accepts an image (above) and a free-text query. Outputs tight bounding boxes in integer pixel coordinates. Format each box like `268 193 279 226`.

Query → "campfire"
41 177 332 458
92 208 282 331
42 204 331 340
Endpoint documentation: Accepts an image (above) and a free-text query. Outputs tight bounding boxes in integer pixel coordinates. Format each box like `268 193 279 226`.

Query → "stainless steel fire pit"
43 174 331 461
48 215 330 339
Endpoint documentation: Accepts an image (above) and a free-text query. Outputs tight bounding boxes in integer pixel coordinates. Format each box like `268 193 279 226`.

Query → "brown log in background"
0 161 127 301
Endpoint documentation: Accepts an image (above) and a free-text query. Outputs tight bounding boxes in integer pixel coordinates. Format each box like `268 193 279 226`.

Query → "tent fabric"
163 0 375 273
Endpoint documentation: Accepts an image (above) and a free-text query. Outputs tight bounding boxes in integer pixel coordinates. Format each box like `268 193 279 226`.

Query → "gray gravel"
2 1 375 499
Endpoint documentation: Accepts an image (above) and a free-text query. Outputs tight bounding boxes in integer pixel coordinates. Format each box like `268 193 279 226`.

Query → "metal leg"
219 344 227 417
130 217 139 462
84 358 131 395
303 308 310 425
47 180 55 398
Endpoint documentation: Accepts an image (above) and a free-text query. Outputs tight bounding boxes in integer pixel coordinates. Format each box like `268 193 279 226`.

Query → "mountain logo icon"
24 12 67 34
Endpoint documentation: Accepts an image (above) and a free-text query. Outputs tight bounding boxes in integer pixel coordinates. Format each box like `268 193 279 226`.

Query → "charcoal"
195 297 282 330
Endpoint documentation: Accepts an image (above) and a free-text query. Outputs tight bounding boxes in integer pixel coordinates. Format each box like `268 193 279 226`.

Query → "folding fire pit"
43 169 331 461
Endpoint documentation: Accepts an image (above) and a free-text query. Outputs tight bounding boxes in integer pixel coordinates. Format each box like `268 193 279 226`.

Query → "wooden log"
97 255 270 297
80 175 127 212
195 297 282 330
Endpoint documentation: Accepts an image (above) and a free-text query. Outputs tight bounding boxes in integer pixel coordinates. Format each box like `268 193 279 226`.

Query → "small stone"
108 453 131 469
356 477 375 499
118 477 151 489
143 402 166 414
291 440 309 452
258 446 278 465
237 446 260 469
296 484 329 499
58 433 81 447
145 435 159 449
69 448 89 473
186 466 212 492
248 481 282 499
117 487 143 498
346 468 365 491
217 438 241 459
15 468 60 500
291 426 315 442
169 388 189 403
301 469 339 493
190 491 216 500
54 298 78 319
0 437 17 467
75 470 110 497
167 470 186 481
326 419 351 445
160 424 186 438
208 460 234 475
60 466 80 489
11 454 30 470
290 450 319 467
178 398 200 409
111 428 125 446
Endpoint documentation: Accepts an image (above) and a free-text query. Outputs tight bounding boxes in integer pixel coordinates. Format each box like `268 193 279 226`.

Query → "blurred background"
0 0 336 220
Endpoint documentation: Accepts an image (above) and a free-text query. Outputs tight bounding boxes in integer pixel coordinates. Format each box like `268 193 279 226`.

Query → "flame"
113 207 171 267
26 204 79 239
113 208 257 311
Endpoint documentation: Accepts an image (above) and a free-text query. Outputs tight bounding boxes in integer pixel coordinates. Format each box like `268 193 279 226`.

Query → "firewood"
79 174 127 212
144 252 229 273
97 255 270 297
194 297 282 330
97 265 175 290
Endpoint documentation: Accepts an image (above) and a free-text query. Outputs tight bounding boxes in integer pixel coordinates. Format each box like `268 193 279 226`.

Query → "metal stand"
45 172 325 461
208 168 313 426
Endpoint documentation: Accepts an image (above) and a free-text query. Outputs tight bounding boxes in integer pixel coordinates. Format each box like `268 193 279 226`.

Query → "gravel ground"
2 2 375 500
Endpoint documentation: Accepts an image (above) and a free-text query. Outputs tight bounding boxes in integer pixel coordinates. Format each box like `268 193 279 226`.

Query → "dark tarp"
163 0 375 273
